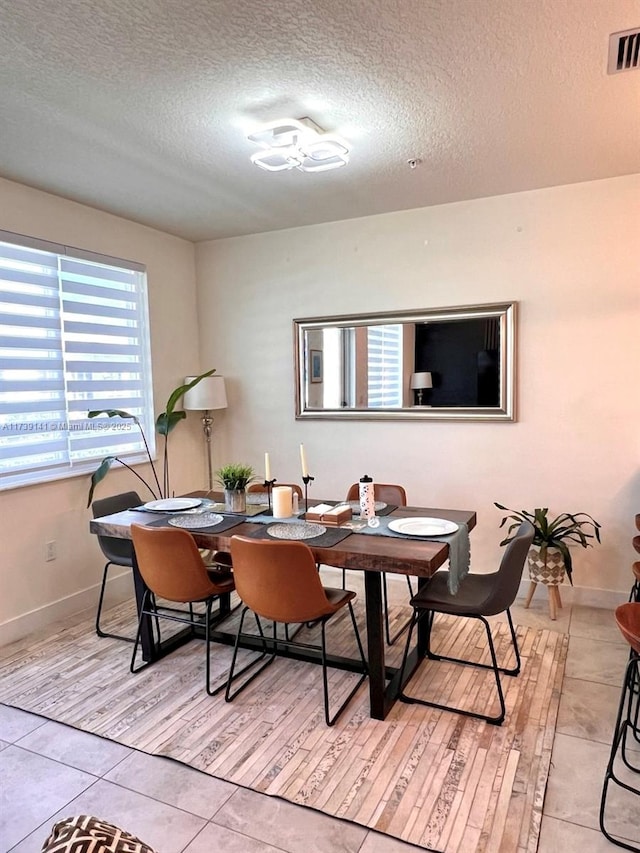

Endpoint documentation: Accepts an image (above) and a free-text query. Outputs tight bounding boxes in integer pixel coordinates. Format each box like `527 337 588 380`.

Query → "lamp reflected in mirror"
410 371 433 407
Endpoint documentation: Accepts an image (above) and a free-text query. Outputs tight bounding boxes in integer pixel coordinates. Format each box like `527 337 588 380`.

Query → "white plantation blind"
367 324 403 408
0 230 154 490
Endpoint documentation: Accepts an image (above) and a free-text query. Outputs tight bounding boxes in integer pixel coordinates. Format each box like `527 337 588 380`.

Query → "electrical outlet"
45 540 57 561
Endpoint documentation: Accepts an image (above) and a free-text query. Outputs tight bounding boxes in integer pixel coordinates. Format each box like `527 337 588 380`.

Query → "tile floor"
1 577 639 853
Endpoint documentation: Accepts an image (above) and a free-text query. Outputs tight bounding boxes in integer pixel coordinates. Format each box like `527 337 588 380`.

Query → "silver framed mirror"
294 302 517 421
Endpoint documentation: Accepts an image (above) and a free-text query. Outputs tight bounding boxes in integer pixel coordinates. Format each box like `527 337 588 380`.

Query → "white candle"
272 485 293 518
300 443 309 478
264 452 271 481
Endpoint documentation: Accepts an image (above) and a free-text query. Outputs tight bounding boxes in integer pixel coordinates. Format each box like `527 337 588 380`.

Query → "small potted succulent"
215 463 256 512
495 503 601 585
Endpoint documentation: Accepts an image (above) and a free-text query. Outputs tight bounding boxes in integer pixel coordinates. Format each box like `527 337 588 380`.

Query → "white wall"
196 175 640 598
0 178 207 643
2 174 637 645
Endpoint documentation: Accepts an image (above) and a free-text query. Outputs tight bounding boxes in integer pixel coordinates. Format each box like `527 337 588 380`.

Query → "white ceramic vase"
527 544 565 586
224 488 246 513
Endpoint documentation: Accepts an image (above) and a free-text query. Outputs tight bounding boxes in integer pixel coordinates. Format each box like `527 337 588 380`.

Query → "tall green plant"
86 369 216 507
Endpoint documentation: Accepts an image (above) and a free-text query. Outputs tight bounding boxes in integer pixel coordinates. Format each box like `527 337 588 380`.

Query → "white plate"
168 512 223 529
142 498 202 512
387 517 459 537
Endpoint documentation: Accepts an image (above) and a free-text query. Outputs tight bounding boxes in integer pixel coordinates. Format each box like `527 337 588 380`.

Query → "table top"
90 494 476 579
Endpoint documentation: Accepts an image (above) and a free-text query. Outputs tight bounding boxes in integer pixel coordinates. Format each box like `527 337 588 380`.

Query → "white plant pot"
527 545 565 586
224 488 246 513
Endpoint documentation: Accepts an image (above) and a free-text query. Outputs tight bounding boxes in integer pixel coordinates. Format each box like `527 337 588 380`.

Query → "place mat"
249 511 306 524
356 517 470 594
146 515 245 535
205 502 269 518
248 523 353 548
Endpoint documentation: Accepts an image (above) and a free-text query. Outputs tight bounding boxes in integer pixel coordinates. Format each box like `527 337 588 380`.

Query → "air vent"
608 28 640 73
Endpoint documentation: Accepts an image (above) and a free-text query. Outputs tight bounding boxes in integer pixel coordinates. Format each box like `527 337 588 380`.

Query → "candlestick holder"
263 478 277 512
302 474 314 511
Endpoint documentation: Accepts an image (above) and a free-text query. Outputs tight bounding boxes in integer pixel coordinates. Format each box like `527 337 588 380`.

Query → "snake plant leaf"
87 456 116 507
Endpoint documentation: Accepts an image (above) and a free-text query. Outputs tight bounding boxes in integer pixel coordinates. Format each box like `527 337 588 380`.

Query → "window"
0 230 153 491
367 324 403 408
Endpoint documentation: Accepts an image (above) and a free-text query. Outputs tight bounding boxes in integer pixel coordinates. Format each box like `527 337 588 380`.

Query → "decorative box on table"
305 504 352 527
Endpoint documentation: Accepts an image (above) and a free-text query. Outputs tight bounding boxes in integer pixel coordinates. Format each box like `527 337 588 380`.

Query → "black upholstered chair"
398 520 534 725
91 490 142 642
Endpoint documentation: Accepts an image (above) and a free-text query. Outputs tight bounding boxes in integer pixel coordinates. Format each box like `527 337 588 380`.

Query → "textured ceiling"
0 0 638 241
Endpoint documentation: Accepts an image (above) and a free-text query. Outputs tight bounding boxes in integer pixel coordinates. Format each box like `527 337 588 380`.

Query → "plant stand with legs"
523 544 565 620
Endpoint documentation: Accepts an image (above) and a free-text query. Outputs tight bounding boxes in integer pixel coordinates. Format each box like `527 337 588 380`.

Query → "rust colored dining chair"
225 536 368 726
398 520 534 725
345 482 410 644
130 524 235 694
599 602 640 852
92 490 142 642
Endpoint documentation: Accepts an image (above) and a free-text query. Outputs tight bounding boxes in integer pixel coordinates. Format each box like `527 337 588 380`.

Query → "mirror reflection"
294 302 516 421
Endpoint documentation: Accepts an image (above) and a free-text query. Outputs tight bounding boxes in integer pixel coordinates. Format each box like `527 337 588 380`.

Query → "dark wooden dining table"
90 493 476 721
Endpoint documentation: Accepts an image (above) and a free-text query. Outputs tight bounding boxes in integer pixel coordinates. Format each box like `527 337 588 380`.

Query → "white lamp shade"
183 376 228 411
410 371 433 390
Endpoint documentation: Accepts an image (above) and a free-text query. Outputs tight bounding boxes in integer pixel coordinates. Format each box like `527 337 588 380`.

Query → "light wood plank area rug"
0 595 567 853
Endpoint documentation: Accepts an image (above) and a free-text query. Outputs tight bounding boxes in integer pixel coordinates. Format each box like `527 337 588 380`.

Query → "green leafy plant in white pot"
495 503 601 586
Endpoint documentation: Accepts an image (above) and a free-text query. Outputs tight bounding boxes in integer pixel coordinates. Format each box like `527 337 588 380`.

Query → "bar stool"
599 602 640 851
632 520 640 602
631 562 640 604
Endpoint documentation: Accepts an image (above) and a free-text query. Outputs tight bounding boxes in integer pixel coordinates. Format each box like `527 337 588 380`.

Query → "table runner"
356 517 470 594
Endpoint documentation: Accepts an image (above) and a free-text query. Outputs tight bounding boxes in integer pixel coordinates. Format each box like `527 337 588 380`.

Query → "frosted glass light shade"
183 376 228 410
410 372 433 390
247 117 350 173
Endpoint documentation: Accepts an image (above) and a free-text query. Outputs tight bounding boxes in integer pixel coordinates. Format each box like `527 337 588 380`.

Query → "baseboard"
516 578 628 610
325 567 626 611
0 572 134 648
2 568 627 650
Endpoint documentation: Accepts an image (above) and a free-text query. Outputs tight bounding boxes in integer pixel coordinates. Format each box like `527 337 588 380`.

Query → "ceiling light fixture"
247 117 350 173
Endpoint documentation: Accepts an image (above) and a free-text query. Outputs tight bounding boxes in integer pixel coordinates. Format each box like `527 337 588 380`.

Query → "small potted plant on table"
495 503 601 620
215 463 256 512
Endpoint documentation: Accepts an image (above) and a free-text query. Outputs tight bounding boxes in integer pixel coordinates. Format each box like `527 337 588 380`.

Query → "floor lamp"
183 376 228 491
